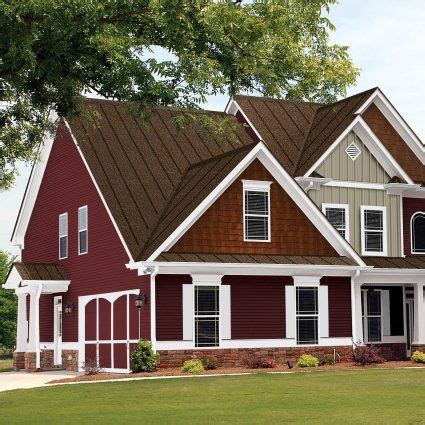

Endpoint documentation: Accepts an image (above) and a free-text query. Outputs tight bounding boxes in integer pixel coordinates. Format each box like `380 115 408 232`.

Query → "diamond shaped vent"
345 142 361 161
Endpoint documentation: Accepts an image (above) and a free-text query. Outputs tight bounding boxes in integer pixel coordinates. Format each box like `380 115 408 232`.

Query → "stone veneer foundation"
62 349 79 371
411 344 425 354
24 352 36 372
40 349 55 370
13 352 25 371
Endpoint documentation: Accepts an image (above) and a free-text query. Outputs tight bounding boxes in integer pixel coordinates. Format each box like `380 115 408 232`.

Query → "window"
59 213 68 259
194 286 219 347
296 287 318 345
411 212 425 254
322 204 349 241
243 180 272 242
361 206 387 256
78 206 88 255
362 289 382 343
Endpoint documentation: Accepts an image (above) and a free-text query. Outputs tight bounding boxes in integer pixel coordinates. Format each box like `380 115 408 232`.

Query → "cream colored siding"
310 187 401 257
315 132 391 183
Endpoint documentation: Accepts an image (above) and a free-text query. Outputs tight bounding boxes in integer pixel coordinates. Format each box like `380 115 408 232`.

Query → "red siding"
321 277 352 338
224 276 292 339
403 198 425 255
23 123 150 343
155 274 192 341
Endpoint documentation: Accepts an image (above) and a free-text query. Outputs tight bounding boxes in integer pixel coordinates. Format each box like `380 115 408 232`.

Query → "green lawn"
1 369 425 424
0 356 13 372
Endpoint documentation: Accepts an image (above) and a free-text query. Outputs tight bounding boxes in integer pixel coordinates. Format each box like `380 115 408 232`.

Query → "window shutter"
220 285 231 340
382 290 391 336
182 284 194 341
318 286 329 338
285 286 295 339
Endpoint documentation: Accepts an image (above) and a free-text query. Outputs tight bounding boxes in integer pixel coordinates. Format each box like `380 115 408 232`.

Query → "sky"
1 0 425 254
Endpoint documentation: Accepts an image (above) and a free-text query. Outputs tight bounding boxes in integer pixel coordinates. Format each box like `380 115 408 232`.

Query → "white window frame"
242 180 272 243
361 289 383 343
322 203 350 242
360 205 387 256
410 212 425 255
59 212 68 260
295 286 319 345
78 205 88 255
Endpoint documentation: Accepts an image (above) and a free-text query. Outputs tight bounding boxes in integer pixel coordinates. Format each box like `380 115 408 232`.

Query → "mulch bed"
48 361 425 384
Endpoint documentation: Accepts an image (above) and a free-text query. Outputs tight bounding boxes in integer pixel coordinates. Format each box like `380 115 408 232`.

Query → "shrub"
296 354 319 368
318 355 335 366
131 340 159 373
247 358 277 369
352 345 384 365
181 359 204 373
201 357 218 370
83 358 102 375
411 351 425 363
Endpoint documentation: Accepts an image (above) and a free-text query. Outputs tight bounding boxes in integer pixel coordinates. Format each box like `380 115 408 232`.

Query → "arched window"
411 212 425 253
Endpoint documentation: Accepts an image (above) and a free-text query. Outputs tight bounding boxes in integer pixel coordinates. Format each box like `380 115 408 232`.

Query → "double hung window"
194 286 219 347
296 287 318 345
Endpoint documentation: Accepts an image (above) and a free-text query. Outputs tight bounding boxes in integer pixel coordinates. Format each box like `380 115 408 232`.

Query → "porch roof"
362 256 425 269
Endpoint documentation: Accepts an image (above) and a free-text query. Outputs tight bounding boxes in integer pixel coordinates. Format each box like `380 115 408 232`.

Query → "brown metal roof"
68 99 255 261
156 252 357 266
362 256 425 269
13 262 68 280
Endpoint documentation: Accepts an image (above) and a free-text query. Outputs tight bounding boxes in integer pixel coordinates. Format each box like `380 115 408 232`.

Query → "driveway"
0 371 80 392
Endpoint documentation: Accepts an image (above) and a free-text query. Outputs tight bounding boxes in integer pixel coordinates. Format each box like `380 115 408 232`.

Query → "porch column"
15 294 28 352
353 282 364 344
413 282 425 344
27 285 42 369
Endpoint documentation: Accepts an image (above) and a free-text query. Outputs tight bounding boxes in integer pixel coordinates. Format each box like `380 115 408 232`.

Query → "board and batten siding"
309 186 401 257
315 132 391 183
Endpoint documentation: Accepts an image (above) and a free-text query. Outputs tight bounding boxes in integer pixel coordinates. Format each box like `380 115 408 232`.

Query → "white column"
150 268 158 351
413 282 425 344
353 282 364 345
15 294 28 352
27 285 42 368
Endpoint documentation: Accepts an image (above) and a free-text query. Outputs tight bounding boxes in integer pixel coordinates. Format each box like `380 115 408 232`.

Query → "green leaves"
1 0 358 189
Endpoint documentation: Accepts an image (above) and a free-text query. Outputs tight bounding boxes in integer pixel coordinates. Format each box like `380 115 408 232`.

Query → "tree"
1 0 359 189
0 251 17 350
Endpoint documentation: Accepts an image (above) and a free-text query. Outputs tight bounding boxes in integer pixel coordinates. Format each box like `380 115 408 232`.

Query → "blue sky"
2 0 425 254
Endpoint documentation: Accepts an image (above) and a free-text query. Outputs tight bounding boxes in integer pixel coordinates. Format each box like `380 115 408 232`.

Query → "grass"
1 369 425 424
0 356 13 372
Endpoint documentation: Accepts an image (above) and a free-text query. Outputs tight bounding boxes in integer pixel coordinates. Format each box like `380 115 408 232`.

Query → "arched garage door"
79 290 142 373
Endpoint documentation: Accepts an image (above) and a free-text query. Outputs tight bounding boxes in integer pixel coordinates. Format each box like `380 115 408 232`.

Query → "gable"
171 159 339 257
315 131 391 183
362 103 425 183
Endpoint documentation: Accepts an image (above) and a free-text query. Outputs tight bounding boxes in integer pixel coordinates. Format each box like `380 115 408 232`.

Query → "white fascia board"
11 111 59 248
356 89 425 163
295 177 332 192
145 142 365 265
63 120 134 263
227 100 264 142
2 266 21 289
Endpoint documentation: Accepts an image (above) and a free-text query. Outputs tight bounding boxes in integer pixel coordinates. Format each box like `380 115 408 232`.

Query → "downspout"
351 270 360 348
150 267 159 352
35 284 43 370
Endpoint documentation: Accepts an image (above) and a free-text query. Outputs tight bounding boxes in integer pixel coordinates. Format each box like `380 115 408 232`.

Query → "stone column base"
411 344 425 353
24 352 37 372
40 349 55 370
62 350 79 371
13 352 25 371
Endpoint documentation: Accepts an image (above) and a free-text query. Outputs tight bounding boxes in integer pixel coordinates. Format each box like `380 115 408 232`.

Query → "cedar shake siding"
403 197 425 255
23 123 149 343
321 277 352 338
171 159 339 256
362 103 425 183
224 276 291 339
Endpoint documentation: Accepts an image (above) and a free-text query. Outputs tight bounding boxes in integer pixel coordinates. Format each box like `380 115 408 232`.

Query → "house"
4 88 425 373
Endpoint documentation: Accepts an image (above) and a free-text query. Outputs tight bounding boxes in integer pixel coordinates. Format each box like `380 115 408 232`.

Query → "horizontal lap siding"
224 276 292 339
171 160 338 256
321 277 352 337
23 123 149 343
403 198 425 255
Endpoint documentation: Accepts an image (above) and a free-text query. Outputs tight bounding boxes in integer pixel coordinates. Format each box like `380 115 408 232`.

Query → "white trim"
143 142 365 266
182 284 194 341
78 205 88 255
226 99 264 142
150 267 158 351
325 181 386 190
59 212 68 260
410 212 425 255
220 285 231 340
360 205 388 256
242 180 272 190
53 296 63 366
293 276 321 287
191 274 223 285
322 203 350 242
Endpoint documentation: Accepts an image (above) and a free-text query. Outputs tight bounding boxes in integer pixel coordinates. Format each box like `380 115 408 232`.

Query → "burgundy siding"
321 277 352 337
23 123 149 343
155 274 192 341
403 198 425 255
224 276 292 339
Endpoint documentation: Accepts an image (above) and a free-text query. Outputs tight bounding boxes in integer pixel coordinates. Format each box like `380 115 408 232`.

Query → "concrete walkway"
0 371 80 392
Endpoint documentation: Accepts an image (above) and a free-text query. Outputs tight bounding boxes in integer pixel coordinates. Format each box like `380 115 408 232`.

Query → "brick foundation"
24 352 37 372
157 346 354 368
62 350 79 371
411 344 425 354
373 343 407 361
40 349 55 370
13 352 25 371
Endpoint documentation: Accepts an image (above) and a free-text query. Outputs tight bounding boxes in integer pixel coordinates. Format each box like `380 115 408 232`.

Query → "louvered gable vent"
345 142 361 161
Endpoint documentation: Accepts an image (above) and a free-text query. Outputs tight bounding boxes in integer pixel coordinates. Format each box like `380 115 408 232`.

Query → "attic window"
345 142 361 161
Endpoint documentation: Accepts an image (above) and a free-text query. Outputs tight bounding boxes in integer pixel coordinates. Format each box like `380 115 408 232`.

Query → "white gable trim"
141 142 365 266
356 88 425 163
302 116 414 184
226 99 264 142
